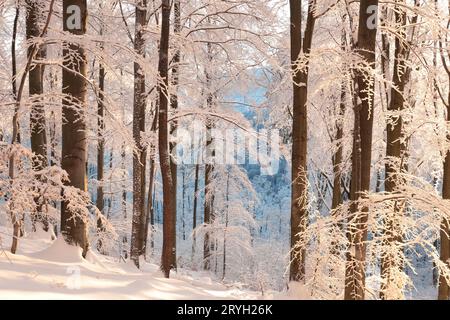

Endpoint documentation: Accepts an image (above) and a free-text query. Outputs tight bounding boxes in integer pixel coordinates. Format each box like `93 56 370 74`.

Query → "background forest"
1 0 450 300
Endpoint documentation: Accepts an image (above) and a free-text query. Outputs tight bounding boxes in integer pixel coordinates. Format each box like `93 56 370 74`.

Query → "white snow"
0 228 270 300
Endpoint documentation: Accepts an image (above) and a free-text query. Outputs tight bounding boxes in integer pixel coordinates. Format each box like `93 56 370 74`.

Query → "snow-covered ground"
0 228 276 300
0 227 436 300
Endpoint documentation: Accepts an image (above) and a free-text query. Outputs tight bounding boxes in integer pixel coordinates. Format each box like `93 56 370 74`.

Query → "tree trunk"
222 171 230 280
159 0 176 278
192 163 200 262
9 3 20 254
168 0 181 268
130 0 148 268
289 0 316 283
330 29 346 261
27 0 49 232
439 115 450 299
145 160 156 256
438 0 450 301
96 26 106 253
344 0 378 300
182 167 186 241
143 101 159 257
61 0 89 257
203 42 215 271
381 2 410 299
121 141 128 260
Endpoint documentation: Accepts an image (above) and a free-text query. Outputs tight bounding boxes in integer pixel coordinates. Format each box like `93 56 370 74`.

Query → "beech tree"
130 0 148 268
289 0 317 283
159 0 176 278
26 0 49 231
345 0 379 300
380 0 418 299
61 0 89 256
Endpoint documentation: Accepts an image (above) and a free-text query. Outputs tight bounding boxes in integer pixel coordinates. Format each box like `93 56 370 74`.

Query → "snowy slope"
0 228 269 300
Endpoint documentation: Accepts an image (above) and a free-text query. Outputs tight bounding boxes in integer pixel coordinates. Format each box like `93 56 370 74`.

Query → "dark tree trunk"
96 26 106 252
344 0 379 300
121 141 128 260
145 161 156 256
192 163 200 261
26 0 49 232
182 168 186 241
203 41 216 271
130 0 148 267
380 2 411 299
438 0 450 301
61 0 89 257
440 115 450 299
143 101 159 257
168 0 181 268
222 171 230 280
159 0 176 278
9 3 20 254
203 114 215 271
289 0 316 283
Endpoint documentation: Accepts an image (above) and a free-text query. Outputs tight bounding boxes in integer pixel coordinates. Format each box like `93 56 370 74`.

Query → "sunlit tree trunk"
192 163 200 262
61 0 89 257
289 0 316 282
381 1 410 299
203 42 215 271
26 0 49 232
9 2 21 254
344 0 378 300
130 0 148 267
96 20 106 253
169 0 181 267
438 0 450 301
159 0 176 278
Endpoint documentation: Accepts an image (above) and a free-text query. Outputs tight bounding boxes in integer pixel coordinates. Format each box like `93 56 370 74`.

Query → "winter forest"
2 0 450 301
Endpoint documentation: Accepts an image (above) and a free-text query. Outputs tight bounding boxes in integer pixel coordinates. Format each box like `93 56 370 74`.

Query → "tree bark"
289 0 316 282
203 42 215 271
192 163 200 261
438 0 450 301
96 24 106 253
143 99 159 257
61 0 89 257
159 0 176 278
26 0 50 232
9 3 20 254
222 171 230 280
168 0 181 267
130 0 148 268
380 1 410 299
344 0 378 300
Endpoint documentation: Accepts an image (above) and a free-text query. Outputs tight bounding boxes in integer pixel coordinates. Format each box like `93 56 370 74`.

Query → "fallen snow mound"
30 237 84 263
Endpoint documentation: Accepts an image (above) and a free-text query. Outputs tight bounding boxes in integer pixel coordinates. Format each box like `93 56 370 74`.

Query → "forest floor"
0 227 437 299
0 227 280 300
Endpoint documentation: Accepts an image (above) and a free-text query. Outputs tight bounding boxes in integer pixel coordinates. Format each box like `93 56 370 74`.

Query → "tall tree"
203 43 215 271
289 0 317 282
159 0 176 278
380 0 417 299
169 0 181 267
130 0 148 267
143 102 158 257
192 163 200 262
61 0 89 256
438 0 450 301
9 2 20 254
345 0 379 300
96 14 106 253
27 0 49 232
